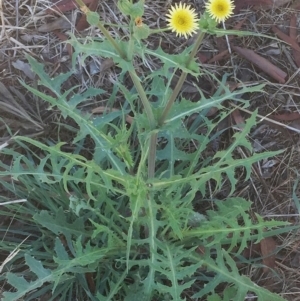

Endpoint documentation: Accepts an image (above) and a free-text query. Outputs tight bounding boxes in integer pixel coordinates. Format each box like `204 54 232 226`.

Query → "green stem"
75 0 126 59
158 31 205 126
149 27 170 34
148 133 157 179
159 72 187 126
130 68 157 179
146 31 206 179
128 70 157 179
76 0 157 179
129 71 156 128
126 17 136 61
76 0 154 126
96 21 127 59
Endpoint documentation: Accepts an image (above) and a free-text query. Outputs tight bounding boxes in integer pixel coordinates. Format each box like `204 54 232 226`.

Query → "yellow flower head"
205 0 235 23
135 17 143 27
166 2 199 39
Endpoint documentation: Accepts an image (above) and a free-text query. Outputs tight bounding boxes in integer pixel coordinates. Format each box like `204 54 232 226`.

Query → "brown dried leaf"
231 109 245 129
291 0 300 9
211 18 247 63
260 237 277 273
76 0 98 31
208 49 229 63
232 46 287 83
234 0 290 13
198 52 209 63
46 0 94 14
243 242 261 259
99 58 115 72
92 107 134 124
272 0 292 7
288 119 300 130
234 0 271 13
270 112 300 121
85 272 96 294
272 25 300 53
12 60 35 80
289 14 300 68
37 16 72 32
53 30 73 57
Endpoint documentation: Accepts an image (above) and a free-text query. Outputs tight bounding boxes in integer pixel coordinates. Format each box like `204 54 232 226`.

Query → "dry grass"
1 0 300 300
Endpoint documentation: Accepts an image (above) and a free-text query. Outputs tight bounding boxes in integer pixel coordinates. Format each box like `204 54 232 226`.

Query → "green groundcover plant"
0 0 296 300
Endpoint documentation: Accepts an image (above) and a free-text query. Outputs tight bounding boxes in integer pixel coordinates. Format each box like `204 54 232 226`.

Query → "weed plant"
0 1 295 300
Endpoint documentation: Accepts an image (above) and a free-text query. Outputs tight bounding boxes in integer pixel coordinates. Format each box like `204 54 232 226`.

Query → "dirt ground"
1 0 300 300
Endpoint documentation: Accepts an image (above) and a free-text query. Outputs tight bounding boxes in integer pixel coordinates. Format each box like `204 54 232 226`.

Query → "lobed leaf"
192 249 286 301
3 255 53 301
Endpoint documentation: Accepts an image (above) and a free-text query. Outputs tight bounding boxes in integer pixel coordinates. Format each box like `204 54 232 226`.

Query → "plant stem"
129 71 156 128
158 31 205 126
75 0 157 179
75 0 154 125
75 0 126 59
146 31 206 179
129 70 157 179
159 72 187 126
148 132 158 179
96 21 127 59
127 18 136 61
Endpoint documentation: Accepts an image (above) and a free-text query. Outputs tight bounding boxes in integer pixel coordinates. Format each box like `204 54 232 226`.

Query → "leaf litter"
0 0 300 300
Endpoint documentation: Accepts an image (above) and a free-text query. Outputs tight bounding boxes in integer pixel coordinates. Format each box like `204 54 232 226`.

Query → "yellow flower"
166 2 199 39
205 0 235 23
135 17 143 27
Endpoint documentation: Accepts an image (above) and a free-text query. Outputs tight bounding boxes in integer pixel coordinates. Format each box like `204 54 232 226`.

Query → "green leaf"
133 24 150 40
3 137 127 202
192 249 287 301
143 45 200 75
33 208 90 253
118 0 134 16
130 1 144 18
166 84 264 124
124 287 149 301
3 255 53 301
208 294 222 301
86 11 100 26
152 241 201 300
125 176 148 268
96 270 127 300
182 198 289 255
68 35 133 73
24 55 128 174
90 219 125 248
118 0 144 17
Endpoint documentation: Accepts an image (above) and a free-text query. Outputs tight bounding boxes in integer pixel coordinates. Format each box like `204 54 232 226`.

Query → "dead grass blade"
0 237 29 274
0 199 27 206
0 82 43 130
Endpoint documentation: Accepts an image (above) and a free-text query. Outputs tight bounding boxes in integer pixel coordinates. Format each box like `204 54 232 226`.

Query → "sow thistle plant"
0 0 293 301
